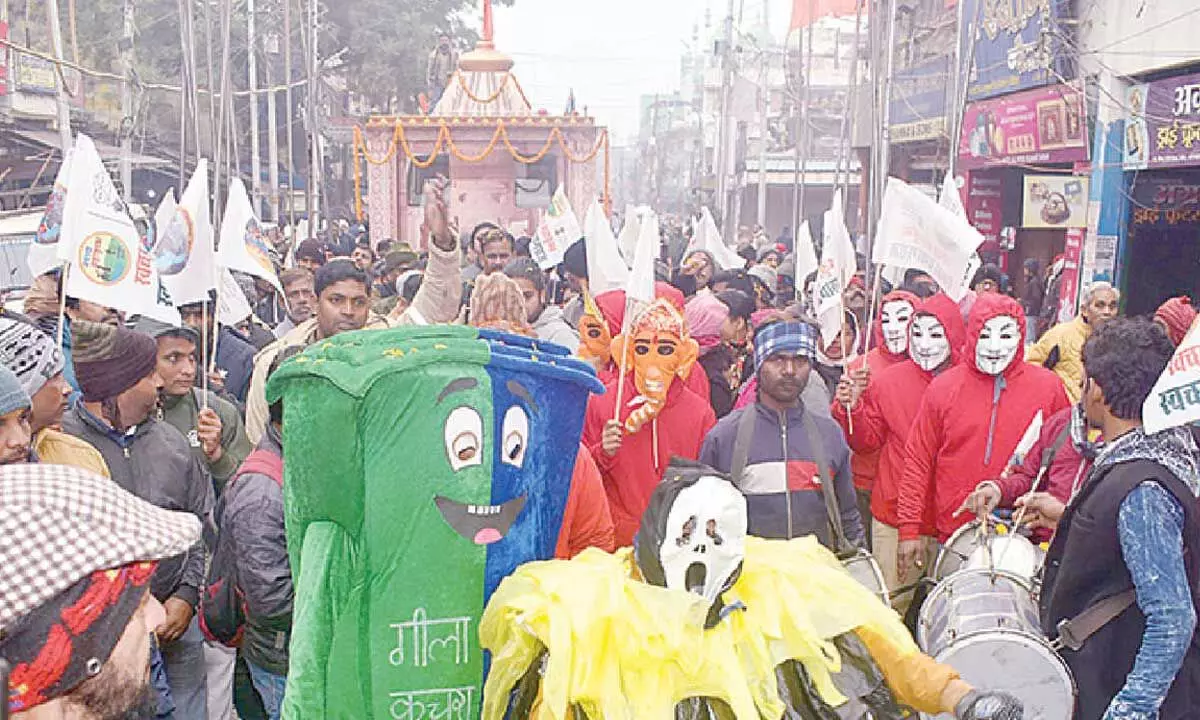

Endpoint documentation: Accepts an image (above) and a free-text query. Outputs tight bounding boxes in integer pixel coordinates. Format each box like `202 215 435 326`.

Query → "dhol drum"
841 550 891 608
933 520 1045 588
917 569 1075 719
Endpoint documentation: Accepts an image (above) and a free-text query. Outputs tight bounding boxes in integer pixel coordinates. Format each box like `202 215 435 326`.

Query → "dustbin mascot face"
635 459 748 628
267 325 601 719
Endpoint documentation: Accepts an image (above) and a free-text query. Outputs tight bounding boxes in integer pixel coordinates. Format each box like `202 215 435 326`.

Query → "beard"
65 652 159 719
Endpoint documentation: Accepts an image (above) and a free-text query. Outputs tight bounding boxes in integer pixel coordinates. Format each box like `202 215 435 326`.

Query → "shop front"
957 83 1090 302
1121 69 1200 316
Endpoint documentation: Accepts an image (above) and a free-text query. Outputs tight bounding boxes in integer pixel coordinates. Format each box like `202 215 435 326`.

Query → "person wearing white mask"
837 289 919 542
833 293 965 612
895 294 1070 579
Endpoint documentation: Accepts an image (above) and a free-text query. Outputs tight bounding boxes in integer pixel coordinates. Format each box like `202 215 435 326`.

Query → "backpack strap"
1039 421 1073 477
231 450 284 489
730 406 758 487
798 410 853 556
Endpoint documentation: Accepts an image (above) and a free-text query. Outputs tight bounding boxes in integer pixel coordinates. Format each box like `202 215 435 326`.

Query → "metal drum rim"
916 568 1039 650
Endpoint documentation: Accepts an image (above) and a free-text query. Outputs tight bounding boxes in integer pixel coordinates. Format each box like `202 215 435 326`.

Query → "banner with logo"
531 185 582 270
813 190 856 345
1144 320 1200 435
959 84 1089 170
1124 72 1200 170
158 160 217 306
219 178 282 293
874 177 983 302
58 135 157 316
27 149 73 277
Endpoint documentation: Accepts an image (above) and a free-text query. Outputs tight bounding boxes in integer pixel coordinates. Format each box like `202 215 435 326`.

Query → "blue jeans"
246 660 287 720
159 616 208 720
150 638 176 718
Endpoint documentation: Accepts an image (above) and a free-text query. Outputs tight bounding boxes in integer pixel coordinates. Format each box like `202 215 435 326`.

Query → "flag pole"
864 264 883 354
56 263 70 348
840 292 854 435
200 300 210 410
611 298 634 425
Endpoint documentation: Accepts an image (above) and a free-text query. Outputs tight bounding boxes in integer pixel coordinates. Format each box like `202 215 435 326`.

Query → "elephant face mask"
611 299 700 433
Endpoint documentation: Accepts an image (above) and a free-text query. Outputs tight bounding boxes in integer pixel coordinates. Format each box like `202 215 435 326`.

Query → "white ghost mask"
880 299 915 355
975 315 1021 375
909 314 950 372
658 475 748 606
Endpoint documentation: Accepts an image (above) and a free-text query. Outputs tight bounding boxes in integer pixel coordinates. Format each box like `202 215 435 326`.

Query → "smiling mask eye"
501 405 529 468
444 407 483 471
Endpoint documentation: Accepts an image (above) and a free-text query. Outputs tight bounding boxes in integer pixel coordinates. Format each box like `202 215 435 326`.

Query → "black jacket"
223 425 292 674
62 404 215 609
1040 458 1200 719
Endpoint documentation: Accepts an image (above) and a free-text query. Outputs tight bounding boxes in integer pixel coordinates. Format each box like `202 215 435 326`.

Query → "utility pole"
202 0 218 158
45 0 72 152
305 0 320 233
248 0 262 216
715 0 735 240
214 0 233 227
119 0 134 201
266 22 280 223
283 0 297 232
755 0 769 229
796 0 815 235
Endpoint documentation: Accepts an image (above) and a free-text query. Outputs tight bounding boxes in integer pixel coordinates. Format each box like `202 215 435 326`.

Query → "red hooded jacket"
833 293 964 529
896 294 1070 542
840 289 920 493
594 284 712 404
583 375 717 547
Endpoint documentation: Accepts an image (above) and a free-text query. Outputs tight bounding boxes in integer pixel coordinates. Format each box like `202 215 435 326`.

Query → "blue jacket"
699 401 865 551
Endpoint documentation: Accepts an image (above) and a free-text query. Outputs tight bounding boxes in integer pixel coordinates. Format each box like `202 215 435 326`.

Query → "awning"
10 128 171 168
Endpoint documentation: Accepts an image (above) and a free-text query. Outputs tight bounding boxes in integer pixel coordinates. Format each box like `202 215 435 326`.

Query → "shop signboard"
1056 227 1085 323
958 84 1088 170
14 53 56 95
888 0 958 143
1124 71 1200 170
966 173 1005 249
1022 174 1089 228
960 0 1072 101
890 57 951 144
1129 173 1200 226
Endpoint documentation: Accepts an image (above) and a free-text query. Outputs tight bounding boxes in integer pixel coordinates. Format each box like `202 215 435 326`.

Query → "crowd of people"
1 185 1199 720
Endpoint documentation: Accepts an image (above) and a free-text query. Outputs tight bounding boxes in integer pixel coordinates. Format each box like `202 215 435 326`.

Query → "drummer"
895 296 1070 579
1040 318 1200 720
959 402 1099 541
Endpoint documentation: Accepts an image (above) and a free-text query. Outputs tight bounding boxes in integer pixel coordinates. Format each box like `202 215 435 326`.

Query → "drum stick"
997 465 1049 570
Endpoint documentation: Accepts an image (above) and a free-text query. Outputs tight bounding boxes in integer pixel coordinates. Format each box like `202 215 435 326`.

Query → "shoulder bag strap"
1052 589 1137 652
1039 421 1074 476
798 410 852 556
730 406 758 488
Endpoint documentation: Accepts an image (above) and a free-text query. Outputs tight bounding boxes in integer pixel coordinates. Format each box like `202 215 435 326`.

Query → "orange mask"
577 291 612 369
611 299 699 433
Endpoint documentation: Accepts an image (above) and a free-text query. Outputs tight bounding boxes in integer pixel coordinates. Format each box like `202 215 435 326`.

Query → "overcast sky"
491 0 793 140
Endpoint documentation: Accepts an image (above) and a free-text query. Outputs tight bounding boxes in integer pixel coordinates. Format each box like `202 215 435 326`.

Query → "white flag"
688 207 743 270
158 160 217 306
531 185 582 270
583 199 629 296
1144 321 1200 434
813 190 856 346
938 171 967 218
217 268 254 326
151 189 178 253
875 177 983 302
28 148 73 277
219 179 282 293
1008 410 1044 469
622 210 659 333
794 220 819 285
58 134 158 317
616 205 642 268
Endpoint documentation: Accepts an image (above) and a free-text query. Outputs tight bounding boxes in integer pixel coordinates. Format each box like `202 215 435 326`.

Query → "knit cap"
1155 296 1198 346
0 317 64 396
0 365 31 416
71 321 158 402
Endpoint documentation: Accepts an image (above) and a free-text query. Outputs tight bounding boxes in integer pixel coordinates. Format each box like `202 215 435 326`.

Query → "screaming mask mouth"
434 495 527 545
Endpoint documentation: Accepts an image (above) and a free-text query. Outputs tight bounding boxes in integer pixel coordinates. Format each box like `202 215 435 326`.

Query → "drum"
933 520 1045 588
917 570 1075 719
842 550 891 608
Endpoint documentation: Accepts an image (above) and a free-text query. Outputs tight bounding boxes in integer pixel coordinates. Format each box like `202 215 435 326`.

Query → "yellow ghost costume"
480 536 960 719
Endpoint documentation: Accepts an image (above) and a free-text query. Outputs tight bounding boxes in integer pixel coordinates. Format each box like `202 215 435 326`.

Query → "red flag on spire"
482 0 494 43
789 0 860 32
